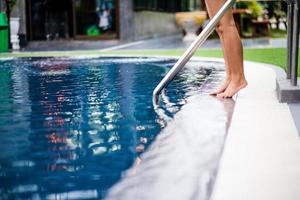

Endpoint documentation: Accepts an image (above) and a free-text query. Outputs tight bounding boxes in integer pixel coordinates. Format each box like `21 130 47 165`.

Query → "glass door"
27 0 73 40
73 0 118 39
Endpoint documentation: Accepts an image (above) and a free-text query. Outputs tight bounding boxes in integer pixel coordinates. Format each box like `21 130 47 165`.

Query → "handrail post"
291 0 299 86
286 0 294 79
152 0 236 106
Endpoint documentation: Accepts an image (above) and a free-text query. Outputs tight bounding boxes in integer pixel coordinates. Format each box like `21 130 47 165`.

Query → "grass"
270 29 287 38
0 47 299 76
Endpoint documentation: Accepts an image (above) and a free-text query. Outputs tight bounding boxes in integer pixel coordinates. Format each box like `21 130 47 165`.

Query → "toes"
216 93 225 98
209 87 227 95
210 91 220 96
210 89 220 95
209 80 231 96
217 92 233 98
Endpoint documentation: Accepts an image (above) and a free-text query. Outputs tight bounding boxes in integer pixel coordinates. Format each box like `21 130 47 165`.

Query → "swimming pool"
0 57 232 200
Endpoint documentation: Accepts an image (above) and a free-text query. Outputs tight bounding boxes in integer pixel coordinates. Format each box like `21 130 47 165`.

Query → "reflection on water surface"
0 57 224 199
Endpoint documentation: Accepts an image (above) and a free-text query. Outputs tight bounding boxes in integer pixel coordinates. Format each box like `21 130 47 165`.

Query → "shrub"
236 1 264 18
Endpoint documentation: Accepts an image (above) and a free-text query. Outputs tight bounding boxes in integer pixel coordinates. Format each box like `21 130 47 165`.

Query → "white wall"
11 0 26 35
133 11 180 40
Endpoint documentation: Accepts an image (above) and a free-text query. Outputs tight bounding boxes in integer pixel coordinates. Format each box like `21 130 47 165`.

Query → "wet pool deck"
210 59 300 200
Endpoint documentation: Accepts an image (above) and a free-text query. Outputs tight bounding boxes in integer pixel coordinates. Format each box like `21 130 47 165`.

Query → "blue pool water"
0 57 216 199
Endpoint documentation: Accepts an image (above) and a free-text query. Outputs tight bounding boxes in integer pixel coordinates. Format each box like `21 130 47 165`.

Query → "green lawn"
0 47 299 76
270 29 287 38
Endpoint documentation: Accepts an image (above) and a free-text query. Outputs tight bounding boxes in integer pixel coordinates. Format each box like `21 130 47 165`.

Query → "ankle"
231 75 247 84
224 77 231 83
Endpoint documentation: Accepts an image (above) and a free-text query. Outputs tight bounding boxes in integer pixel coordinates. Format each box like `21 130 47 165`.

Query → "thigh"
204 0 235 26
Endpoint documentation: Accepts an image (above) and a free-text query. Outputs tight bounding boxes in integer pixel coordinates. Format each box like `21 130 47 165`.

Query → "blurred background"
0 0 288 51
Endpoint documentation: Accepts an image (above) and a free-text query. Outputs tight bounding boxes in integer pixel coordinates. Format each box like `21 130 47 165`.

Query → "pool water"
0 57 218 199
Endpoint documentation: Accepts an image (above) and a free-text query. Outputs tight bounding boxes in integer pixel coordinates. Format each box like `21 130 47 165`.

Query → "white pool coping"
209 60 300 200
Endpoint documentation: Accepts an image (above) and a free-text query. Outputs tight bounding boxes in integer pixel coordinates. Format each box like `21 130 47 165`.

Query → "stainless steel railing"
152 0 236 106
286 0 299 86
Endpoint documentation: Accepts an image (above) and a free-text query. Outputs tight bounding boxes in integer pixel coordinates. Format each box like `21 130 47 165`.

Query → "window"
26 0 118 40
134 0 202 12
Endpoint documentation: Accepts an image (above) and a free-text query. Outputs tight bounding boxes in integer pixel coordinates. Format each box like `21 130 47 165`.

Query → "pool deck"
103 35 290 50
210 59 300 200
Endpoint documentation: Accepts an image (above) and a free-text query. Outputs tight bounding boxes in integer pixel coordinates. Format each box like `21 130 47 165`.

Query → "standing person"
206 0 247 98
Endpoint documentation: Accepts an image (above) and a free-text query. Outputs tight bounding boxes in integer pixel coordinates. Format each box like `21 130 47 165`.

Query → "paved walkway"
24 35 290 51
112 35 289 50
25 39 121 51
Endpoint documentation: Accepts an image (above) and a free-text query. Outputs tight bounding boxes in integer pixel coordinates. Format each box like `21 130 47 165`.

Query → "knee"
215 22 236 35
215 24 224 35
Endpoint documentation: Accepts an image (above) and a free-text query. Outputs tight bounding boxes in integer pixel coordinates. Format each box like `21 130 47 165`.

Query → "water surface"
0 57 219 199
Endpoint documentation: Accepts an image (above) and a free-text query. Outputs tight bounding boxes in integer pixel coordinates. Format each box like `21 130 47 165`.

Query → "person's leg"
207 4 231 95
205 0 247 97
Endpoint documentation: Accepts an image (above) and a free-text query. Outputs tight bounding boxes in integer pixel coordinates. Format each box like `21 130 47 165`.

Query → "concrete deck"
24 40 121 51
113 35 290 50
211 60 300 200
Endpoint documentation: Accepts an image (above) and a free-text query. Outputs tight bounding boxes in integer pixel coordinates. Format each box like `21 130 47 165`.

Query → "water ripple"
0 57 226 200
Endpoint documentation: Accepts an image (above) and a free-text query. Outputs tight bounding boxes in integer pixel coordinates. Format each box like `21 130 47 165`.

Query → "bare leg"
209 32 231 95
205 0 247 97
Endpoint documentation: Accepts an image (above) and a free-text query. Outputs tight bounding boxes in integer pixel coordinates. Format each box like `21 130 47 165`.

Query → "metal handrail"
152 0 236 106
287 0 299 86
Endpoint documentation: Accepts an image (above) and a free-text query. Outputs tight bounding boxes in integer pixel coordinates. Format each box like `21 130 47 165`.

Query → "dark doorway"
26 0 74 40
73 0 118 40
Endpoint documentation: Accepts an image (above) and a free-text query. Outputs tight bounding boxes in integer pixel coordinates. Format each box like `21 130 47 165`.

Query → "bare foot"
210 79 231 95
217 78 247 98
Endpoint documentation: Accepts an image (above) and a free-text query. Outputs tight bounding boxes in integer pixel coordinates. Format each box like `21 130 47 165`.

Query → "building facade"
7 0 202 44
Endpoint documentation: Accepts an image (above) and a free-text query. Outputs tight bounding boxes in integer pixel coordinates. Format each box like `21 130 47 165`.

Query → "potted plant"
235 1 269 37
236 1 264 19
